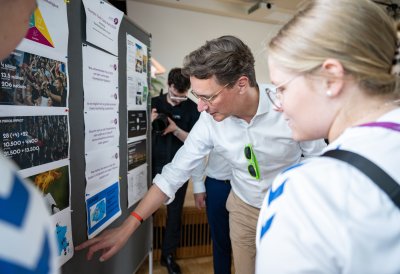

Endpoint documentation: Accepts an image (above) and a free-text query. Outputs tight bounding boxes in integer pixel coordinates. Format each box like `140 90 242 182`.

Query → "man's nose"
197 100 208 112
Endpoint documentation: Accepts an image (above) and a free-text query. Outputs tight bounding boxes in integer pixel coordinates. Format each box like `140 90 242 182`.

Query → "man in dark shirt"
151 67 199 274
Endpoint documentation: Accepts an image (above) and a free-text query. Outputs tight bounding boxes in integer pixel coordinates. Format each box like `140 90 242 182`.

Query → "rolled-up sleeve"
191 156 207 194
153 113 213 204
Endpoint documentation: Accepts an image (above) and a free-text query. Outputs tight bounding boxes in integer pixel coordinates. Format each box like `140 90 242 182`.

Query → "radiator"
153 206 212 259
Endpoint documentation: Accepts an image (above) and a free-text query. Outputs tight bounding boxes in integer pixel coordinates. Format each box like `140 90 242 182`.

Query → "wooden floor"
135 183 215 274
135 256 214 274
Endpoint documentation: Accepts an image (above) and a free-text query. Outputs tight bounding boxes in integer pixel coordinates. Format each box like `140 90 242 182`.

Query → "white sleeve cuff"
192 179 206 194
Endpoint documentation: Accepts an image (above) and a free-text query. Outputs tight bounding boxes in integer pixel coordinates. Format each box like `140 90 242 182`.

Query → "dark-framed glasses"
191 82 230 104
244 144 260 180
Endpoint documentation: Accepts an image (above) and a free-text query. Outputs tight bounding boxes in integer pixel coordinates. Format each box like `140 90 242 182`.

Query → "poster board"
61 1 152 274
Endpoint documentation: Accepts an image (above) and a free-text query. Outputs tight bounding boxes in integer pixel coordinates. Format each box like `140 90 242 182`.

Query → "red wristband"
130 211 143 224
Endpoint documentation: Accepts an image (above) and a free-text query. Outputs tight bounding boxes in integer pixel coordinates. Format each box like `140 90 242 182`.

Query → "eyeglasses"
266 75 299 109
168 88 188 101
244 144 260 180
191 82 230 104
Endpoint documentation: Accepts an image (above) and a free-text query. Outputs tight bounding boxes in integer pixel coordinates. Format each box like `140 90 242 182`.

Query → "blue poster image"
86 182 121 237
90 198 106 227
56 223 70 256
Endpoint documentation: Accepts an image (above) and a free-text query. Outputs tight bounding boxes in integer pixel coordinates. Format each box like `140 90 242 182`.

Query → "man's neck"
236 86 259 123
166 93 176 107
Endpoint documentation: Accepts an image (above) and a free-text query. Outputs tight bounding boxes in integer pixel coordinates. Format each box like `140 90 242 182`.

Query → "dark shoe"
161 253 181 274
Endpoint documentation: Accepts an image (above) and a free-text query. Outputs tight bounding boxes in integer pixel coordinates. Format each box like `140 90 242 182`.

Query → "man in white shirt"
76 35 326 273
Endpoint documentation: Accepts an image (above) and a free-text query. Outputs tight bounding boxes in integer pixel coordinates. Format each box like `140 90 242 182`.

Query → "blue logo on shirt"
260 214 275 239
260 179 287 239
0 173 29 227
0 233 52 273
268 179 286 206
281 162 304 174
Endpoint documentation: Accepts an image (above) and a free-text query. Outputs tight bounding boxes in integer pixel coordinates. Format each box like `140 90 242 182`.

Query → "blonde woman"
256 0 400 273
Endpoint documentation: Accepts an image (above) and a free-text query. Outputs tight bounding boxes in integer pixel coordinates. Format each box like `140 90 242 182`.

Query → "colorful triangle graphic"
26 8 54 48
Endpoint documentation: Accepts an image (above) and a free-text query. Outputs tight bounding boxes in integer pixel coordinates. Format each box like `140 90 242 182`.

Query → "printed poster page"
85 146 121 238
1 49 68 110
0 114 69 171
126 34 148 79
127 110 147 141
126 34 149 110
127 137 147 207
82 0 123 56
84 110 119 153
85 146 120 189
126 75 148 110
82 44 119 113
85 182 121 239
127 164 148 208
128 138 147 171
17 0 68 62
52 210 74 266
25 162 70 213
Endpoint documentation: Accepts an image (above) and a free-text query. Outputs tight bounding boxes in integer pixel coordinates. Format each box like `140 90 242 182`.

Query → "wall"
126 1 281 88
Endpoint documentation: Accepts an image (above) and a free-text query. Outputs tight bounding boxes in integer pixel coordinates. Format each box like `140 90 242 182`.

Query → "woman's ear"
321 58 345 97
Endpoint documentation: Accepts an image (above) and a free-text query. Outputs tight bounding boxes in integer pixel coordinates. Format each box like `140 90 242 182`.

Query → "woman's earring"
326 90 332 97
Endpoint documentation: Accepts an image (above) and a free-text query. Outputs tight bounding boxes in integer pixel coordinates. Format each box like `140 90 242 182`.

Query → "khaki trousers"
226 190 260 274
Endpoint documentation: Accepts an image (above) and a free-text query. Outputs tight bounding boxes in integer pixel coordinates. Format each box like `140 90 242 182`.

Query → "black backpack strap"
322 150 400 209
